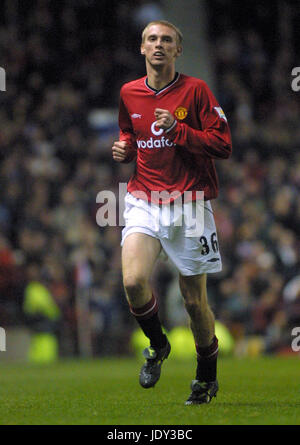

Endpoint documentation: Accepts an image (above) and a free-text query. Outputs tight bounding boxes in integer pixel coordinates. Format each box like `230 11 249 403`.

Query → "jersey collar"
144 72 180 95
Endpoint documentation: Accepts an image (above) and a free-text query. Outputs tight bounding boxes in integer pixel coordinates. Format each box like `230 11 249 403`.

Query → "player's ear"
176 45 183 58
141 44 145 56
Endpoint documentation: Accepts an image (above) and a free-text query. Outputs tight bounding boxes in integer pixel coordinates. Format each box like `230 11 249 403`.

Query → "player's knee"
123 275 148 301
184 299 202 319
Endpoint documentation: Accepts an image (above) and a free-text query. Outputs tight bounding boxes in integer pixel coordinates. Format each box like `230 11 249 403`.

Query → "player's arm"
156 82 232 160
112 92 137 163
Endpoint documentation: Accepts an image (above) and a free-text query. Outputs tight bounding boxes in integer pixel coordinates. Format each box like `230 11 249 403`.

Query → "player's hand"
154 108 175 130
112 141 128 162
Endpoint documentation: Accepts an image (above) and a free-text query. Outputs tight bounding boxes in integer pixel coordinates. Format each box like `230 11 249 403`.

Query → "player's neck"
146 65 176 91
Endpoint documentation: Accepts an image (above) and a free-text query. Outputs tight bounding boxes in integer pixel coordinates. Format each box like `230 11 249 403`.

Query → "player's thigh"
122 232 162 286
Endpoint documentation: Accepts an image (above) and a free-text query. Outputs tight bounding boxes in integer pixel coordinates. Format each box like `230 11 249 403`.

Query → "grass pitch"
0 356 299 425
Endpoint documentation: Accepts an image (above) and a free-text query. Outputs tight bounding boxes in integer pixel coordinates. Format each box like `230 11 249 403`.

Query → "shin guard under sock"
195 335 218 382
129 294 167 349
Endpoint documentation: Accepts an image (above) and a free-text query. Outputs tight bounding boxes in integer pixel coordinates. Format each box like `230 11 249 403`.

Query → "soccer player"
112 20 232 405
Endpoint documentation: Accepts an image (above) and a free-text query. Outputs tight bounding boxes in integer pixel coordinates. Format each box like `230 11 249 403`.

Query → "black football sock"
129 294 167 349
137 312 167 349
195 335 218 382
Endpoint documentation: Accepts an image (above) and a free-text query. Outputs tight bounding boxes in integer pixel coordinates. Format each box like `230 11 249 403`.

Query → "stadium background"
0 0 299 363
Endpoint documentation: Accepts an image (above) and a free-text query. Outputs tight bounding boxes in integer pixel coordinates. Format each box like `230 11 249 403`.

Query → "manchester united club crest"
174 106 188 120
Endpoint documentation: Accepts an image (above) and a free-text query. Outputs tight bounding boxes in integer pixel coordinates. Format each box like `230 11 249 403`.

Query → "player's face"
141 25 182 67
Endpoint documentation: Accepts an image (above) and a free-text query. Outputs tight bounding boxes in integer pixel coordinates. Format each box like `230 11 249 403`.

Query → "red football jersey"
118 73 232 203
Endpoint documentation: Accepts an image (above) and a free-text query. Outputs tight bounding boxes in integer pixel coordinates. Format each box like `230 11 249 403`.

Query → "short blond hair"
141 20 183 46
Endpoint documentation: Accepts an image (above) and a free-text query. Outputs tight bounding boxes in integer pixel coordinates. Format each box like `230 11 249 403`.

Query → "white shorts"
121 193 222 276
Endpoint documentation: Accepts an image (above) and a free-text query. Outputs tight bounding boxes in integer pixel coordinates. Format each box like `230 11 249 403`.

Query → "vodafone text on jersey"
136 121 174 149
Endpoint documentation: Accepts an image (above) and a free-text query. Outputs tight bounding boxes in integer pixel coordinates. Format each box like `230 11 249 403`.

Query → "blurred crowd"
206 0 300 353
0 0 299 357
